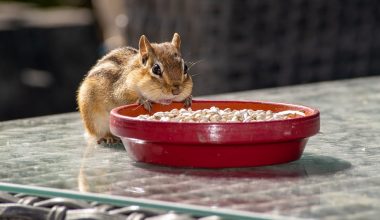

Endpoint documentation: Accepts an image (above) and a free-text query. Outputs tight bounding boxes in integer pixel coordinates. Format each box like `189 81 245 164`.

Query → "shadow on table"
78 142 352 180
134 153 352 179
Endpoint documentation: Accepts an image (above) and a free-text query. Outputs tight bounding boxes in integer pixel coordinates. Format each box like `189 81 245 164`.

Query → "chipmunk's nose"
172 84 181 95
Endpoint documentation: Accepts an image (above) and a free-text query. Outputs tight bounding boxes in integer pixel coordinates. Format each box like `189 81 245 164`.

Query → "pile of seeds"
135 106 305 122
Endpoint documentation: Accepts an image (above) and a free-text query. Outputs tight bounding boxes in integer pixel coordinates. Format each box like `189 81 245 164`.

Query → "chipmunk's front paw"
138 97 153 112
97 134 120 145
184 95 192 108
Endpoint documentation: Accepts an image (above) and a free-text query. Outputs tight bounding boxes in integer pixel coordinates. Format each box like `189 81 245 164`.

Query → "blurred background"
1 0 380 121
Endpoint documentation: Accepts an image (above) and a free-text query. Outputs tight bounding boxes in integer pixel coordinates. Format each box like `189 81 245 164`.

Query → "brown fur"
77 33 193 143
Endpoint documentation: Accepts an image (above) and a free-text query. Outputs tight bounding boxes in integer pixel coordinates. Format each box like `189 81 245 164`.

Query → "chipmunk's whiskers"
190 73 202 77
187 59 204 71
186 59 204 78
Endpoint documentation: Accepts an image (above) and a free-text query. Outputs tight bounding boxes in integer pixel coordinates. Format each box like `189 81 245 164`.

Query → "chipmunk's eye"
152 64 162 76
184 64 188 74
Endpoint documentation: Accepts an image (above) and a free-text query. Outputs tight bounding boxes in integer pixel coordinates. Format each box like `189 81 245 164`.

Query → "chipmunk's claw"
139 97 153 112
97 135 120 145
184 95 192 108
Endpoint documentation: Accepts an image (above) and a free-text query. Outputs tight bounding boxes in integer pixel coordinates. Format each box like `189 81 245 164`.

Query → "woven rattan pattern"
0 192 218 220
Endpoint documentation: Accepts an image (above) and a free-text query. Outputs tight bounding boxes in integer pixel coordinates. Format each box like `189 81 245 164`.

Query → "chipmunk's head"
136 33 193 105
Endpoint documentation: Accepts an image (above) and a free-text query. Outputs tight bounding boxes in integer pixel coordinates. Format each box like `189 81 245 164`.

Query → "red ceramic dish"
110 100 320 168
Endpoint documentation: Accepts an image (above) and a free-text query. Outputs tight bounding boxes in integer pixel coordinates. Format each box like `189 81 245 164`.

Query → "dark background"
1 0 380 121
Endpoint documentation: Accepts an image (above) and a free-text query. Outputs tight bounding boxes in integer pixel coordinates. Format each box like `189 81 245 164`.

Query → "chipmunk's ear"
139 35 153 65
171 33 181 50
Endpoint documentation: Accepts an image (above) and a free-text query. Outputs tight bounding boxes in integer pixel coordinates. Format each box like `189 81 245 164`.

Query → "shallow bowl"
110 100 320 168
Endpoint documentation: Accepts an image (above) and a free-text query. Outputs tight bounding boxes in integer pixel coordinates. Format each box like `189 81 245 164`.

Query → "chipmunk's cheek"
156 99 173 105
180 85 192 99
173 97 183 102
149 91 176 104
173 92 188 102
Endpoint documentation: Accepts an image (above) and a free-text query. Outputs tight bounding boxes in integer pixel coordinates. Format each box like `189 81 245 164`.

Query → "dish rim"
110 99 320 125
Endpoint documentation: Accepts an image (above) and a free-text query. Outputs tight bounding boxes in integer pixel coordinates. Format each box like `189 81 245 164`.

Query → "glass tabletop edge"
0 182 293 220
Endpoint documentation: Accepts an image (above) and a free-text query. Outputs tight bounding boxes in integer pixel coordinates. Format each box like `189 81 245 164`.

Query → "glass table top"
1 76 380 219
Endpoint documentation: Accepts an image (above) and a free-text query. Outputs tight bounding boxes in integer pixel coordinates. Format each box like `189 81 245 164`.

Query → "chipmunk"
77 33 193 144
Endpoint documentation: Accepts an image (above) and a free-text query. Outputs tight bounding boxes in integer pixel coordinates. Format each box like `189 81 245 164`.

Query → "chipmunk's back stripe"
105 56 123 66
104 47 138 66
87 61 119 77
125 46 138 53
